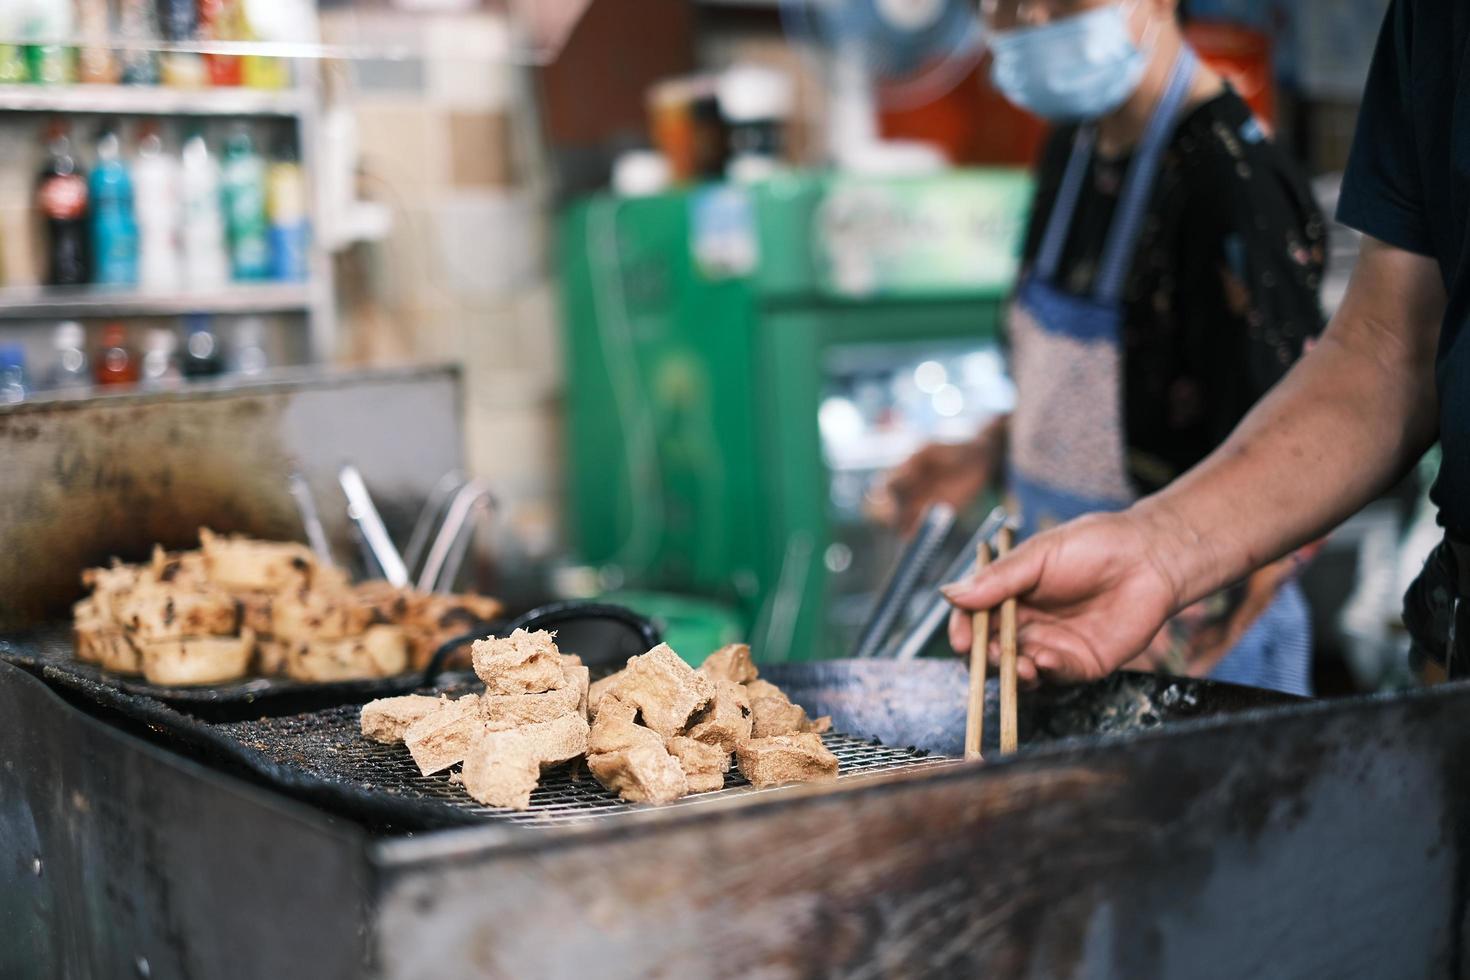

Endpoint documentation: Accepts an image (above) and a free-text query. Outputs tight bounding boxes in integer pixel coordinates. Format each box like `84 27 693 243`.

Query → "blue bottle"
0 345 30 404
89 128 140 287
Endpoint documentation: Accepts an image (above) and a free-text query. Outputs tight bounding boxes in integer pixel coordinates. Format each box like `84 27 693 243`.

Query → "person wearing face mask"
879 0 1326 694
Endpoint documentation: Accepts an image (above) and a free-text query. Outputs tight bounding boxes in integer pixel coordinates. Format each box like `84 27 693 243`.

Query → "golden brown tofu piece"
283 625 409 683
360 694 444 745
588 742 688 805
236 591 275 636
114 583 239 643
587 696 663 756
199 528 316 593
147 546 209 589
81 561 145 621
478 664 585 730
600 644 711 738
665 735 730 793
698 643 759 685
587 669 624 720
471 629 566 695
745 679 830 738
75 620 141 674
139 631 255 687
735 733 839 788
685 679 753 753
459 712 591 810
253 637 290 677
271 584 371 642
404 694 484 775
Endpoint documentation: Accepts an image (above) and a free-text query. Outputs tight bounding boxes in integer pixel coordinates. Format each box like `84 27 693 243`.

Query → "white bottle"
179 131 230 290
140 326 181 389
134 126 181 293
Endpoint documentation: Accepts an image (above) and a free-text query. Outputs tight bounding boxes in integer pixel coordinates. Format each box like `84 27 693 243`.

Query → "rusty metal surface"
0 660 371 980
0 366 462 629
371 684 1470 979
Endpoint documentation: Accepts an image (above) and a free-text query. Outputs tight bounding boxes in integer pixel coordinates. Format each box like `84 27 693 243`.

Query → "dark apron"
1004 47 1312 696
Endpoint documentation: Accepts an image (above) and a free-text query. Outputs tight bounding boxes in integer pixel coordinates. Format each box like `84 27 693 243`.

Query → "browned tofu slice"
360 694 444 744
685 678 753 753
283 625 409 682
404 694 484 775
599 644 711 738
745 679 830 738
470 629 565 695
478 663 585 730
199 528 316 593
236 591 274 636
271 584 371 642
665 735 730 793
147 546 209 589
75 620 142 674
735 733 839 788
698 643 759 685
139 631 255 686
81 561 145 621
588 742 688 805
114 583 239 642
459 712 591 810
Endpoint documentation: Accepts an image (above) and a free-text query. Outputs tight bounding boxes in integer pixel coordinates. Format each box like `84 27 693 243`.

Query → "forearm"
1133 240 1445 608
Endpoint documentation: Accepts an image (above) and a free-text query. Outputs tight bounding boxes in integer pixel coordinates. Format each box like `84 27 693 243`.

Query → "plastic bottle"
48 321 91 391
220 125 270 281
36 122 89 287
267 141 308 281
21 0 76 86
181 314 224 378
76 0 118 84
198 0 243 87
134 122 181 292
179 129 229 289
89 127 140 286
229 315 268 376
0 344 29 404
140 326 180 389
158 0 205 88
116 0 160 85
95 322 139 386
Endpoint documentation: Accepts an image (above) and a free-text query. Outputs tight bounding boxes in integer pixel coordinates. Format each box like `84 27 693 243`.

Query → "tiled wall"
322 9 562 578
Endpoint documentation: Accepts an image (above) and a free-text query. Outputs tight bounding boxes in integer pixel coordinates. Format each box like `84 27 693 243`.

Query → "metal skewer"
964 539 992 761
339 464 409 588
997 524 1019 755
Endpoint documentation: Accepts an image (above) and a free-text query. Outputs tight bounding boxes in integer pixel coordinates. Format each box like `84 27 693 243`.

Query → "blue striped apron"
1005 47 1312 695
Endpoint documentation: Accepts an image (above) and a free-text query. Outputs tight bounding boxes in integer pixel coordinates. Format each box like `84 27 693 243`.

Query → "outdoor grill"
6 372 1470 979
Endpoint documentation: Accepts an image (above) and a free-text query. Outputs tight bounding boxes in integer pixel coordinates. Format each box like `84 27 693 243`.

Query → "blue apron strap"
1034 126 1096 283
1093 47 1199 305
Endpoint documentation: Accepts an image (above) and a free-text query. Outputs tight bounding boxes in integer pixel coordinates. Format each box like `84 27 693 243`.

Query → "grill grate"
218 705 952 827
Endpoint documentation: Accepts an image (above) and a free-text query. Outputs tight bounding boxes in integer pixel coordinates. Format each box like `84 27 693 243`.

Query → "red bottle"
95 323 140 386
36 121 90 287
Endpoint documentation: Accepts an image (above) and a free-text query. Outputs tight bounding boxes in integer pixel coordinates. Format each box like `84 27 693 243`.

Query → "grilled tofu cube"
139 631 255 687
114 583 239 643
459 712 590 810
404 694 484 775
685 679 753 753
588 742 688 805
360 694 445 745
735 733 839 788
283 625 408 682
596 643 711 738
470 629 565 695
698 643 759 685
199 529 316 593
664 735 730 793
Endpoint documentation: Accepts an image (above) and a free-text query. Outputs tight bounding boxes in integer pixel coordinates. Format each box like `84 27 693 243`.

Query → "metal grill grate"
218 706 952 827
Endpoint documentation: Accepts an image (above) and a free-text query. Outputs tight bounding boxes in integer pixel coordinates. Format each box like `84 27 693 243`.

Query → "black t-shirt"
1338 0 1470 537
1022 90 1327 495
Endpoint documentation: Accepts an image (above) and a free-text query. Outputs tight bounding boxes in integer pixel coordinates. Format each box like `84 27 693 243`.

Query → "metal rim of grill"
218 704 952 828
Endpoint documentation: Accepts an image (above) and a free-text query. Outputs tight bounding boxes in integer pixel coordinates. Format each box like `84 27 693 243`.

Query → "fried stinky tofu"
283 625 408 682
360 694 444 745
199 529 317 593
587 742 688 805
735 733 839 788
459 712 591 810
478 662 586 730
404 694 484 775
139 630 255 687
271 584 371 642
664 735 730 793
114 582 239 643
471 629 566 695
745 679 831 738
598 644 711 738
698 643 759 685
684 678 753 753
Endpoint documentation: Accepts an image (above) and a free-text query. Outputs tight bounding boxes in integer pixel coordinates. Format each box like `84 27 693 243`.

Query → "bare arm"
943 238 1447 683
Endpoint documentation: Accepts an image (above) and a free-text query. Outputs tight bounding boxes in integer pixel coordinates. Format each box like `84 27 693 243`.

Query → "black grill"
218 704 951 828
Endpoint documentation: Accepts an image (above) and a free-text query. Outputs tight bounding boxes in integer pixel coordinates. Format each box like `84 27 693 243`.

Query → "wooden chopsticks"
962 524 1019 760
963 541 991 760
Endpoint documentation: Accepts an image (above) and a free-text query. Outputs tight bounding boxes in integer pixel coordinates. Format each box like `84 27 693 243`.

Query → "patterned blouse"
1015 88 1327 675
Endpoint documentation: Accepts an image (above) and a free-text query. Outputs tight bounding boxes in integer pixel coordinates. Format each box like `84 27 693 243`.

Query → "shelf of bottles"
0 1 331 405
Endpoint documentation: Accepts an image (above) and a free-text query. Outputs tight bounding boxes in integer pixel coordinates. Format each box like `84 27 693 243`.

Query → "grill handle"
421 601 663 686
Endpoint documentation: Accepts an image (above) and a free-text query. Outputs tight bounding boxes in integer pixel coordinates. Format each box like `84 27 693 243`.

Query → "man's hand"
941 509 1185 685
874 417 1008 535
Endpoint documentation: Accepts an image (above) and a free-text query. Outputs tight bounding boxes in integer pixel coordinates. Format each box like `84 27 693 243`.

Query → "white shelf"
0 282 314 318
0 83 309 117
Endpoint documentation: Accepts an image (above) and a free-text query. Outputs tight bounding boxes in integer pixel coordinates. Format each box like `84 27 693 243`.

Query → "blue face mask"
988 5 1150 122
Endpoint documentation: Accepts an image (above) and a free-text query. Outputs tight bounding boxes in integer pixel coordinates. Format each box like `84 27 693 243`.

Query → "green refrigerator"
560 170 1032 662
